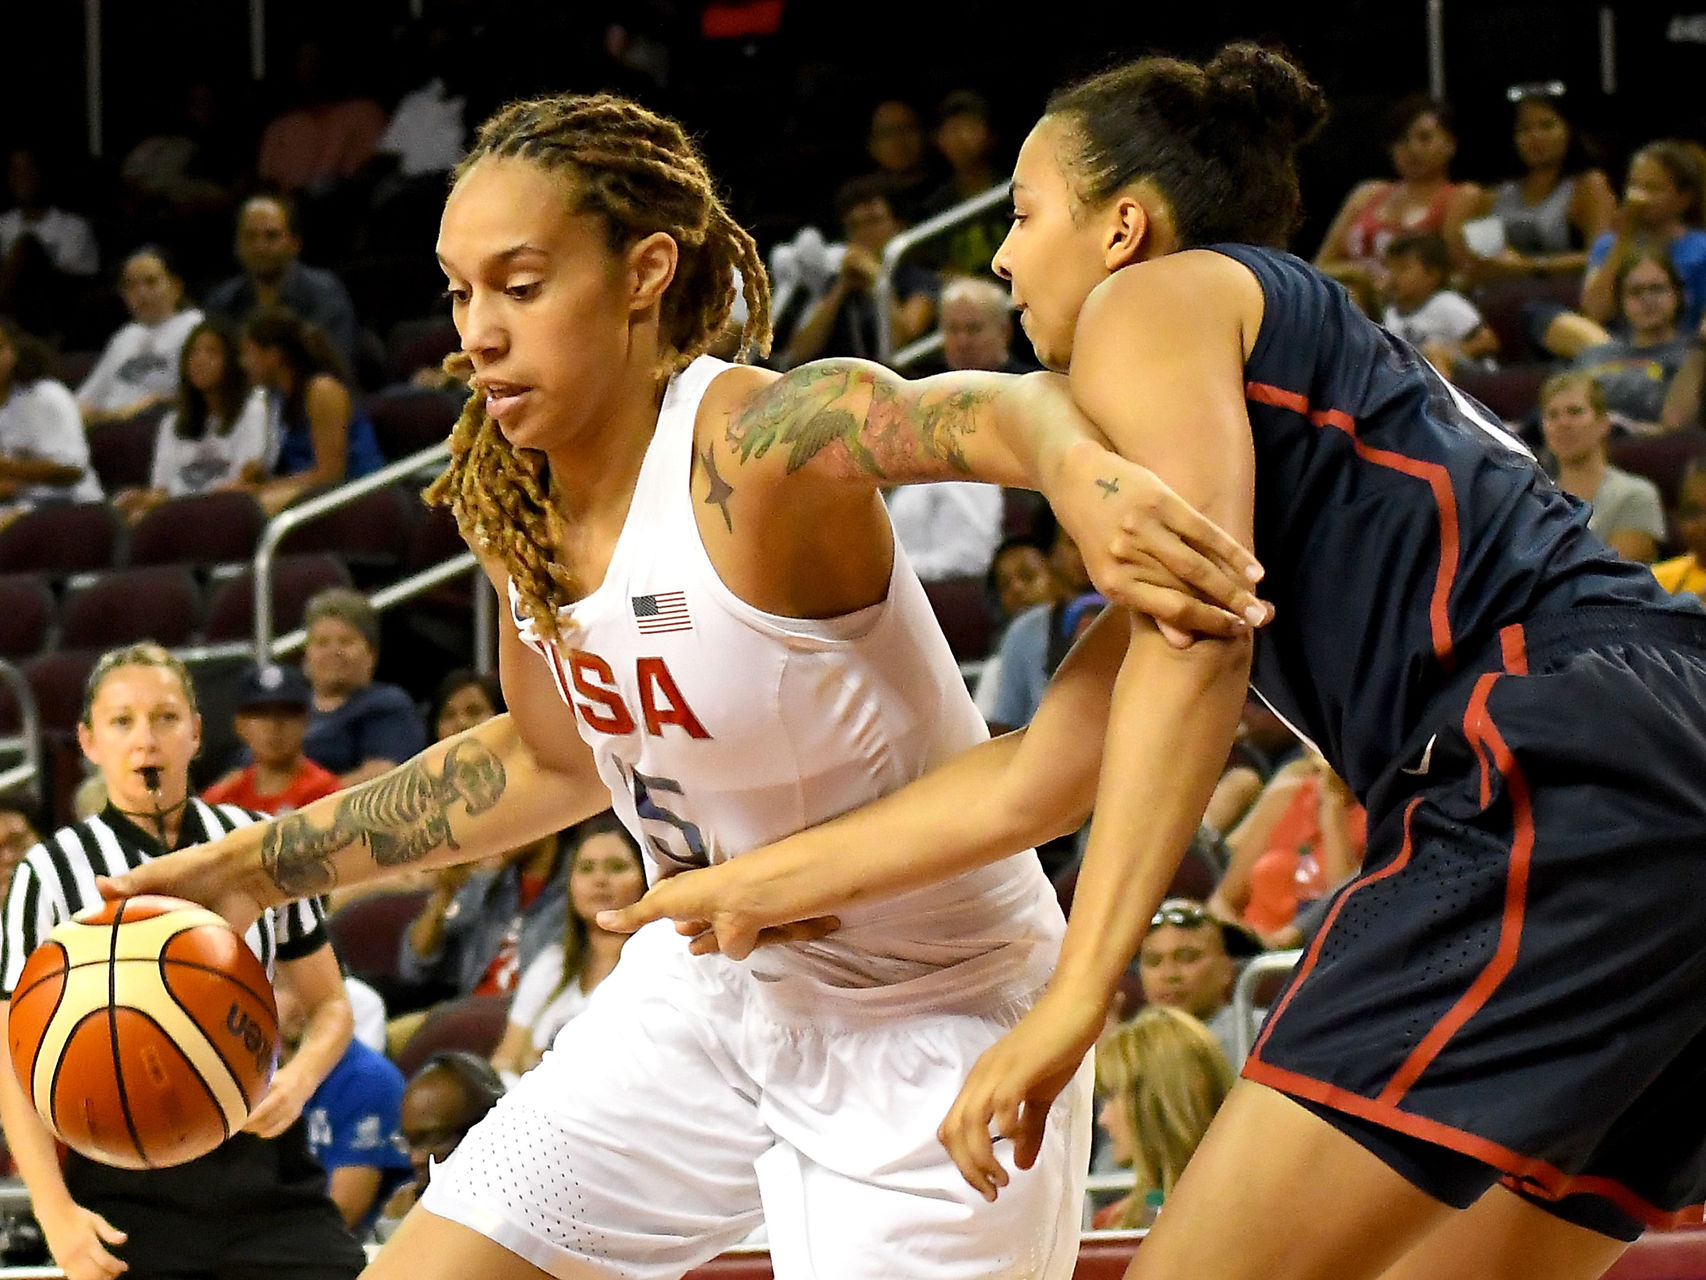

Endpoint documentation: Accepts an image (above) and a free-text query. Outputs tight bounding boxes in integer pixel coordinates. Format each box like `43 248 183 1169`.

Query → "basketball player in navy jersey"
607 43 1706 1280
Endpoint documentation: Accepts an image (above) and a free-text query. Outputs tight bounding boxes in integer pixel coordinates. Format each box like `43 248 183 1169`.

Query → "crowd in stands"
7 8 1706 1261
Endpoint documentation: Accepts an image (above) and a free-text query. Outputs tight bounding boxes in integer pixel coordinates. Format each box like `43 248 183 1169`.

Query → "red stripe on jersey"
1245 380 1460 669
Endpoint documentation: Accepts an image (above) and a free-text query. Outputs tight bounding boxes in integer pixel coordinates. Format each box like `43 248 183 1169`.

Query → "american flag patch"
632 591 692 634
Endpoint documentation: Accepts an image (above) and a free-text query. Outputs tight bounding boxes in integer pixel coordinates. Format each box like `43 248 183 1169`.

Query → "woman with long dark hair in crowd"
113 318 270 521
1315 94 1482 310
1466 84 1616 282
241 305 386 514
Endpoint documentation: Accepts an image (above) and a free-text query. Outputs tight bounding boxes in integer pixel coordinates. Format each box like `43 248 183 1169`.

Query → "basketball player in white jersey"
103 93 1268 1280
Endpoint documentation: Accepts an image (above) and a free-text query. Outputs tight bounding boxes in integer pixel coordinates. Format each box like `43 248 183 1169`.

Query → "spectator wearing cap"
203 663 343 815
1138 898 1265 1067
301 588 427 786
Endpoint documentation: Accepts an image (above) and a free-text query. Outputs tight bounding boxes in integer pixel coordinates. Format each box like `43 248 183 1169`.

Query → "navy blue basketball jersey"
1212 244 1697 799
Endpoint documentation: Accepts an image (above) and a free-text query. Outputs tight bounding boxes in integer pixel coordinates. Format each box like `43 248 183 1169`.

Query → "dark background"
4 1 1703 263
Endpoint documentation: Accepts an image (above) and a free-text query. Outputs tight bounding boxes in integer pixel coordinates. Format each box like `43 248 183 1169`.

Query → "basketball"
6 895 278 1170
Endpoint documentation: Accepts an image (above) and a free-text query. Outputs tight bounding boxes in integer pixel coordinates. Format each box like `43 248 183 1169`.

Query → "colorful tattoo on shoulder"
722 361 994 481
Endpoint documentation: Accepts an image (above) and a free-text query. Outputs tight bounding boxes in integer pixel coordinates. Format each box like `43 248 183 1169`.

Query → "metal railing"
0 661 41 805
874 183 1010 368
1231 947 1303 1063
173 442 495 676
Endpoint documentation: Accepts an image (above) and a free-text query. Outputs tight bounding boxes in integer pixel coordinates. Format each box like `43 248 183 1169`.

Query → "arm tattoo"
258 741 507 897
724 361 994 482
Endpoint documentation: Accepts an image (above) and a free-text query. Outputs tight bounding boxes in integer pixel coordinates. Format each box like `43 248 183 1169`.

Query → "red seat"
203 553 352 643
385 317 461 383
0 503 122 575
276 483 418 572
1470 276 1582 362
1609 428 1706 510
922 576 994 662
327 888 432 985
58 566 202 650
88 407 167 493
21 649 101 734
368 387 465 460
393 994 512 1079
0 573 54 660
1453 363 1550 425
128 490 268 568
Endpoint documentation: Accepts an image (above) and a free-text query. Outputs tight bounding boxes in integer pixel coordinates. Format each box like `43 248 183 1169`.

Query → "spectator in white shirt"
0 318 101 518
0 147 99 277
884 276 1020 580
489 815 645 1087
111 319 269 522
0 147 100 341
78 246 205 426
1381 232 1499 378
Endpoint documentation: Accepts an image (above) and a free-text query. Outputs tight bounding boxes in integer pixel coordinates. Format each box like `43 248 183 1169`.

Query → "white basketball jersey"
513 355 1063 998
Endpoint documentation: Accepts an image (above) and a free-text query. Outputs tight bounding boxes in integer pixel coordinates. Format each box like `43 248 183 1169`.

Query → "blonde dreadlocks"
425 94 774 641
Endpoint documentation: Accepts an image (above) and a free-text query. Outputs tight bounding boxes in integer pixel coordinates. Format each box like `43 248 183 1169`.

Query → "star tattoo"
700 443 735 532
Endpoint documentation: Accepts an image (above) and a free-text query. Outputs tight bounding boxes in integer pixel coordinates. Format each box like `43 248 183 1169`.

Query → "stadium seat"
1002 487 1048 539
1453 363 1550 425
0 573 55 660
1610 428 1706 510
922 576 994 662
327 888 432 986
88 407 168 493
393 994 512 1079
202 553 352 643
276 483 419 577
1470 276 1582 363
52 349 100 389
368 386 465 460
58 566 202 650
22 649 101 734
127 490 269 568
386 317 461 383
0 503 122 575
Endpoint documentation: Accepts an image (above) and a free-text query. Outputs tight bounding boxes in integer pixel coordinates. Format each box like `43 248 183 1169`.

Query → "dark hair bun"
1204 43 1328 154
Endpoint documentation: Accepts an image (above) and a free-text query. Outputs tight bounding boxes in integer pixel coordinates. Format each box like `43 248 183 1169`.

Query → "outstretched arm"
938 250 1262 1198
601 605 1133 957
102 583 613 929
722 359 1270 638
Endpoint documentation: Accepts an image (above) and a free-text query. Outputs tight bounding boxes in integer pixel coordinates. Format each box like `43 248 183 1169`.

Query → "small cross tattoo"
700 443 735 533
1096 477 1120 497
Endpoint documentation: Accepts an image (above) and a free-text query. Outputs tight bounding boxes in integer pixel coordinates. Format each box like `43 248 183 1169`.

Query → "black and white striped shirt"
2 800 326 999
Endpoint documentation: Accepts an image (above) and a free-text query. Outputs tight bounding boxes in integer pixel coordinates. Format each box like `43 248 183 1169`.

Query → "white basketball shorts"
419 920 1092 1279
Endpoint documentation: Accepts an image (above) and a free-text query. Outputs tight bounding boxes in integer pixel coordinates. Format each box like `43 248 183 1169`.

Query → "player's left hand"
937 988 1102 1201
242 1061 313 1137
598 862 840 961
1053 438 1272 649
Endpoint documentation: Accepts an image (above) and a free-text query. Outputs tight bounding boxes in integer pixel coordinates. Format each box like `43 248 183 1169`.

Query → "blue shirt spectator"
205 195 357 364
300 587 428 784
1588 229 1706 329
304 1039 411 1235
304 682 428 778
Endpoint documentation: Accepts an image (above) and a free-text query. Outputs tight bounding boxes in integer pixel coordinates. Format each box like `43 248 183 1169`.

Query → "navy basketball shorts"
1245 606 1706 1241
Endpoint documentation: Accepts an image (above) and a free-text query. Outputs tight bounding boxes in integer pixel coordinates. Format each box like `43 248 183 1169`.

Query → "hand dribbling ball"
7 895 278 1169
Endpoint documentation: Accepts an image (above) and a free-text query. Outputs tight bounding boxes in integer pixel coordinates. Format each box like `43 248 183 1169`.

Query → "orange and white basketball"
6 895 278 1169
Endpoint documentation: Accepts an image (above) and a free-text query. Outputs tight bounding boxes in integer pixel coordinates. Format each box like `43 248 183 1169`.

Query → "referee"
0 643 366 1280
